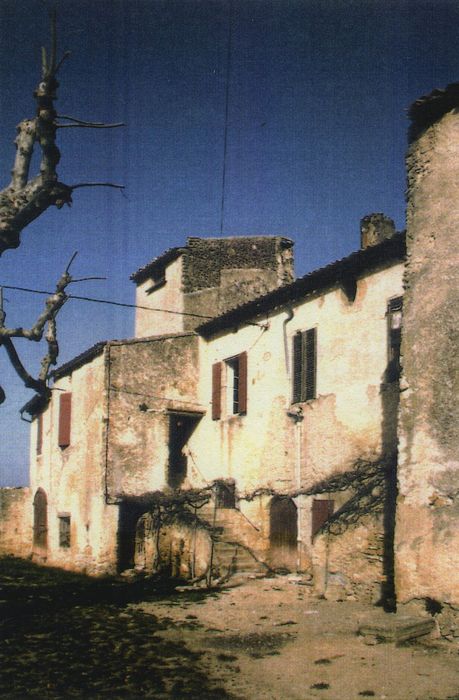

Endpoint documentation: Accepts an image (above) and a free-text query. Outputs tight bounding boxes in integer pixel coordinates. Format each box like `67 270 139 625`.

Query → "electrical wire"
219 0 233 236
0 283 266 327
0 284 214 320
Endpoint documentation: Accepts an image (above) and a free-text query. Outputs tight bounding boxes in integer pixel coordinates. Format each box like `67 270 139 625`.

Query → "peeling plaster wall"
396 109 459 606
29 351 118 575
106 334 201 497
195 262 403 580
135 256 184 338
0 487 31 557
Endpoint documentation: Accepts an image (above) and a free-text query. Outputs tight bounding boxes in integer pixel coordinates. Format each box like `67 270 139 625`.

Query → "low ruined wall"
0 487 31 558
134 512 212 580
313 514 386 604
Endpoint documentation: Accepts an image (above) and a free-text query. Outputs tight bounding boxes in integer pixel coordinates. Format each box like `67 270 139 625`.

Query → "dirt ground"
135 576 459 700
1 558 459 700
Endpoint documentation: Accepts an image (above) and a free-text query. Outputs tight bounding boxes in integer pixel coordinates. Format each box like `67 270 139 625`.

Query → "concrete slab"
358 613 435 644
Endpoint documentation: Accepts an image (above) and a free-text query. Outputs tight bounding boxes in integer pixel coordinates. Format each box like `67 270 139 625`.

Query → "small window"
58 514 71 548
145 269 166 294
211 352 247 419
387 297 403 381
292 328 317 403
58 393 72 449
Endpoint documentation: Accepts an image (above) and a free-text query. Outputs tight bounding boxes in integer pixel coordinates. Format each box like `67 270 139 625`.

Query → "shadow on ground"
0 556 234 699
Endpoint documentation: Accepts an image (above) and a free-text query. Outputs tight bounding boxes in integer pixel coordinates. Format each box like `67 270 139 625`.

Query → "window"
387 297 403 381
292 328 317 403
58 393 72 449
36 412 43 456
58 514 71 548
212 352 247 420
145 268 166 294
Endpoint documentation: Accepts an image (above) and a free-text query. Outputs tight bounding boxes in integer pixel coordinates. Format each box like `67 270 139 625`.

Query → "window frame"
58 513 71 548
212 351 247 420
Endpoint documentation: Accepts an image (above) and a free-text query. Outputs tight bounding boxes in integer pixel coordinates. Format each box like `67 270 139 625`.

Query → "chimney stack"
360 213 396 249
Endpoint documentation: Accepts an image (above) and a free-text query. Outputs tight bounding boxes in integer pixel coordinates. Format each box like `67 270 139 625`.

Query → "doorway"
269 496 297 570
167 412 201 489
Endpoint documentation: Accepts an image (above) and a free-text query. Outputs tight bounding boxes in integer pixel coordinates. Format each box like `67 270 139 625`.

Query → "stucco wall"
192 261 403 585
30 350 119 575
396 108 459 607
135 256 184 338
106 334 201 497
0 487 31 558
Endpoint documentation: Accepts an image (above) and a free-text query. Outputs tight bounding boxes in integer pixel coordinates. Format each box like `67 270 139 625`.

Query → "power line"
219 0 233 236
0 284 214 320
0 283 267 328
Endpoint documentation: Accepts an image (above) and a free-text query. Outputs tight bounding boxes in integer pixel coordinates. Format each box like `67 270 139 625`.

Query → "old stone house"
0 83 458 632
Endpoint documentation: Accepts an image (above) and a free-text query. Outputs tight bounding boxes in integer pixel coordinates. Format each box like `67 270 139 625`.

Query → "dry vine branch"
0 12 123 256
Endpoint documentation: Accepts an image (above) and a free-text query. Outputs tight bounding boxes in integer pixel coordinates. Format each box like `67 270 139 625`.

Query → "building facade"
1 85 458 634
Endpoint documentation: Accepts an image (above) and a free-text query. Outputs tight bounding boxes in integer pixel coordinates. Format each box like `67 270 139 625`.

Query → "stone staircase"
198 504 270 582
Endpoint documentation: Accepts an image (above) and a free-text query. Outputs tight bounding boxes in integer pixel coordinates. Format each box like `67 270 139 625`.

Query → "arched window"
33 488 48 549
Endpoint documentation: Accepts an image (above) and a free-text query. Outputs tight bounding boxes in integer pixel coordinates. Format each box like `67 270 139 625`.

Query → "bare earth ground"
135 577 459 700
1 558 459 700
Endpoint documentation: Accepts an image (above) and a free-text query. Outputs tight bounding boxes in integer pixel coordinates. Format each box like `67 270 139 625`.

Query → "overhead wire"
0 283 267 327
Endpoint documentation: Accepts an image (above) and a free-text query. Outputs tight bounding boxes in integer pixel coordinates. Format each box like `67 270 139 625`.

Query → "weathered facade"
395 84 459 629
1 86 458 632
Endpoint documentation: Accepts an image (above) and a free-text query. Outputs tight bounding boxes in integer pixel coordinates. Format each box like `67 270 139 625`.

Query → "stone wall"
183 236 294 292
106 334 202 497
0 487 31 558
395 91 459 611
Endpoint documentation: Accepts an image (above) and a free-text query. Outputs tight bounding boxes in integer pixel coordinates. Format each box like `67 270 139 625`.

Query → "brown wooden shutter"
311 499 334 541
212 363 222 420
36 412 43 455
305 328 317 401
238 351 248 414
292 332 302 403
58 393 72 448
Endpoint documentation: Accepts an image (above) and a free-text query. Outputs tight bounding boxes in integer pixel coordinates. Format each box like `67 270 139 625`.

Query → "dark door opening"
167 413 201 489
269 496 297 570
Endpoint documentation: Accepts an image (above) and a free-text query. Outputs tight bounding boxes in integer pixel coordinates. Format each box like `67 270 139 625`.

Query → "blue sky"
1 0 458 485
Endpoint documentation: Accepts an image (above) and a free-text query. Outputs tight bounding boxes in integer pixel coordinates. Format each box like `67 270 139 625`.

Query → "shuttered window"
292 328 317 403
36 412 43 455
311 499 334 541
212 352 248 419
212 363 222 420
236 351 247 414
58 393 72 448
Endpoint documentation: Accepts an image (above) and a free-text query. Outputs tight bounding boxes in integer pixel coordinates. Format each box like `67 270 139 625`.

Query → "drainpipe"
294 411 304 571
283 307 294 382
284 306 304 571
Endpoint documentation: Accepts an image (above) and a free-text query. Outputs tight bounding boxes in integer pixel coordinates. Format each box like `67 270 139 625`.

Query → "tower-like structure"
395 85 459 614
131 235 294 338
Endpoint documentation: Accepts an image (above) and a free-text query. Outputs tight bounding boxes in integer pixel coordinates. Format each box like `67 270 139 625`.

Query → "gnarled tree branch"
0 253 84 404
0 12 123 256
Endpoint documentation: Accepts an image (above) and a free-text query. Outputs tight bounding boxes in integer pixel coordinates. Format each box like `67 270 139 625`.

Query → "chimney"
360 213 396 249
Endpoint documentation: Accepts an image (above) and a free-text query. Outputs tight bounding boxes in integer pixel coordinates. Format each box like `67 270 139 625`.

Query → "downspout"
283 306 294 383
284 306 304 571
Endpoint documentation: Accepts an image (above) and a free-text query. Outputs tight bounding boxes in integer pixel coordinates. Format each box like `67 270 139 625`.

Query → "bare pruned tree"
0 12 123 405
